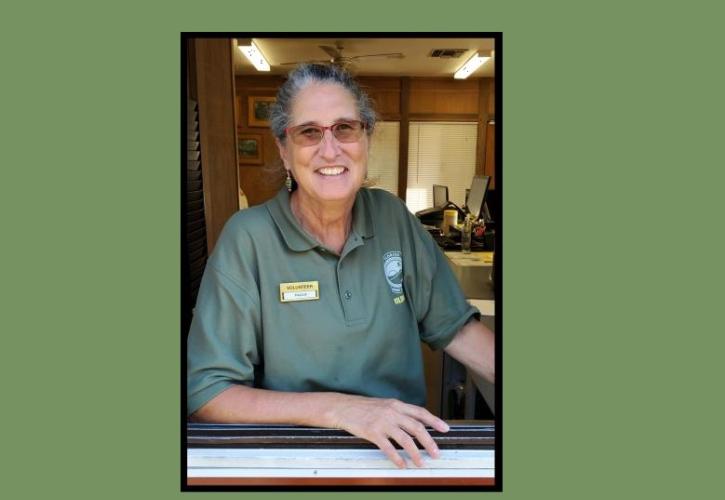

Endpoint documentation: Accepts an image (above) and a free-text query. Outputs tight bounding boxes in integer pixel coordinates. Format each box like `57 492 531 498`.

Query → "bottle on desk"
461 214 474 254
442 209 458 236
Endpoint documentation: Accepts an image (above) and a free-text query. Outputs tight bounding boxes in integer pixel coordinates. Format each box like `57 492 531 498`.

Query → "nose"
317 128 341 160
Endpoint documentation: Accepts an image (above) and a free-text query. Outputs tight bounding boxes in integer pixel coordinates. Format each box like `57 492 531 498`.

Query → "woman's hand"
325 394 450 468
192 386 449 469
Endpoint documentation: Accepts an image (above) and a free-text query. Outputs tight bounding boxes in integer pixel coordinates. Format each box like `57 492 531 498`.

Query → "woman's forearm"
190 384 340 428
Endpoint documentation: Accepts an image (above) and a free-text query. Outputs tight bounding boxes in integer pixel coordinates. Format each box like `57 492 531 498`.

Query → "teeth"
318 167 345 176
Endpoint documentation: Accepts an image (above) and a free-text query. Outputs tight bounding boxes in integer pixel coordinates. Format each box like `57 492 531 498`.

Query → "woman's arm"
443 319 496 384
191 385 449 468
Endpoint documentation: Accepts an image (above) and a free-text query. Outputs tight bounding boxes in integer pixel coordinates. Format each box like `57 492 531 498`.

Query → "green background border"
4 0 718 498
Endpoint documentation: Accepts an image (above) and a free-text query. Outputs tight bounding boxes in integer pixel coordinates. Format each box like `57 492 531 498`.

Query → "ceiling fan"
279 41 404 70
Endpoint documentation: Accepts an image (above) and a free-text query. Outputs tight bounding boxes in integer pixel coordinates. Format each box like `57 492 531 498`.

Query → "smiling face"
276 82 369 208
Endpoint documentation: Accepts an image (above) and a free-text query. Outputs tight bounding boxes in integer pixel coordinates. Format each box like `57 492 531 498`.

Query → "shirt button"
344 290 352 300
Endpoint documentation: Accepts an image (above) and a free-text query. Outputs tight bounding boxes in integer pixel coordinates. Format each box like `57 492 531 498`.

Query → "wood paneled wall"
359 77 401 119
234 75 496 204
235 75 287 206
192 39 240 253
409 78 480 117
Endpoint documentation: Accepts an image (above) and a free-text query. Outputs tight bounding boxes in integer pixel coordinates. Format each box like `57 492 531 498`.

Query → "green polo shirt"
187 187 479 416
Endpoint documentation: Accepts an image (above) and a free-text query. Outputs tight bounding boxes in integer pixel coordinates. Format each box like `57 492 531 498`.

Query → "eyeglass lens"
290 121 363 145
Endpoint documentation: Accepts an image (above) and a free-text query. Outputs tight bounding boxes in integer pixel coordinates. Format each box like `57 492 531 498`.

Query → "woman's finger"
401 402 450 433
400 417 440 460
370 435 406 469
388 428 425 467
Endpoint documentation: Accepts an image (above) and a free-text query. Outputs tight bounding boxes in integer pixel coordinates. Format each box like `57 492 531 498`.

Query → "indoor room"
184 35 499 487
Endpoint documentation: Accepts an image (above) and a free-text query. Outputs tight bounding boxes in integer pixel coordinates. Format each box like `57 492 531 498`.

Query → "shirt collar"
266 187 375 253
351 188 374 240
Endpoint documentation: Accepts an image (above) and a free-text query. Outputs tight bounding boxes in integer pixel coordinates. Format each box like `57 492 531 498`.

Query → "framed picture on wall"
248 96 276 127
237 132 263 165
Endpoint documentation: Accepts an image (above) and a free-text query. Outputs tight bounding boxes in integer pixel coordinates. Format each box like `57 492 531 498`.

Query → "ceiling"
233 37 496 78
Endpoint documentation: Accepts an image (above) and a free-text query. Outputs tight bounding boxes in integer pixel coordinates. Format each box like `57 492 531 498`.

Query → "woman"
187 64 495 469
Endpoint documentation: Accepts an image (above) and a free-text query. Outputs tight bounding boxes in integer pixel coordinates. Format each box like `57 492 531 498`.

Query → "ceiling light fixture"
454 51 491 79
238 40 270 72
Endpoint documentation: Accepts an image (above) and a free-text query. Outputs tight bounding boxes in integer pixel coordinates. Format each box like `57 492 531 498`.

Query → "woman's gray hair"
269 63 376 141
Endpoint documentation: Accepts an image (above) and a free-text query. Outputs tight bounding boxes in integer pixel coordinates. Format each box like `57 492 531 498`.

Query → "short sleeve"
187 264 262 416
404 217 480 350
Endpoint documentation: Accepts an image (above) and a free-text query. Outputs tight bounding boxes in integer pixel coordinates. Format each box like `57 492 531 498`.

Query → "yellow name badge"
279 281 320 303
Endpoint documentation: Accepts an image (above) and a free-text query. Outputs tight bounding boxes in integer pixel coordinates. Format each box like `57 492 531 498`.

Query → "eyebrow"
292 117 359 127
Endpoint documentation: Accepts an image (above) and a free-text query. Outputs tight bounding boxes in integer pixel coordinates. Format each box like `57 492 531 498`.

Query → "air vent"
429 48 468 59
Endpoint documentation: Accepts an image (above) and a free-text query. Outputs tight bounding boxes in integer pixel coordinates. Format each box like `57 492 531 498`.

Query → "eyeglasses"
285 120 366 146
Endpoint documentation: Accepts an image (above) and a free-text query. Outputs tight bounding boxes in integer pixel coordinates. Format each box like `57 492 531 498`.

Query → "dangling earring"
285 170 293 192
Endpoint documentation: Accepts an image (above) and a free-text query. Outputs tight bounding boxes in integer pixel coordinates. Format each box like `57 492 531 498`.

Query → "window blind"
185 98 208 331
366 121 400 196
405 122 478 213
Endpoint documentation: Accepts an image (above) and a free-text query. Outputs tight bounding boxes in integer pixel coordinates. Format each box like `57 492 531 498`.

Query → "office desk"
444 251 494 300
186 422 495 487
443 251 496 416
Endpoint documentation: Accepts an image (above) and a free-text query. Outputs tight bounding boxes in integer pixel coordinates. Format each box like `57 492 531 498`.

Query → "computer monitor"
432 185 449 208
466 175 491 220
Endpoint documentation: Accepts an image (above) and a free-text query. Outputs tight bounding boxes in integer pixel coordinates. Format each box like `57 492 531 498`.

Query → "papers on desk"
445 251 493 266
469 299 494 316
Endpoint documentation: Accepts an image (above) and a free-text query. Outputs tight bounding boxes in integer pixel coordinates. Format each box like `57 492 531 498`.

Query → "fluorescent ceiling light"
454 52 490 79
238 40 270 72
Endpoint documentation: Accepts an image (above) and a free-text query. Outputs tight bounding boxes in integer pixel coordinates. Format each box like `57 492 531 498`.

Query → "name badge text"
279 281 320 302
